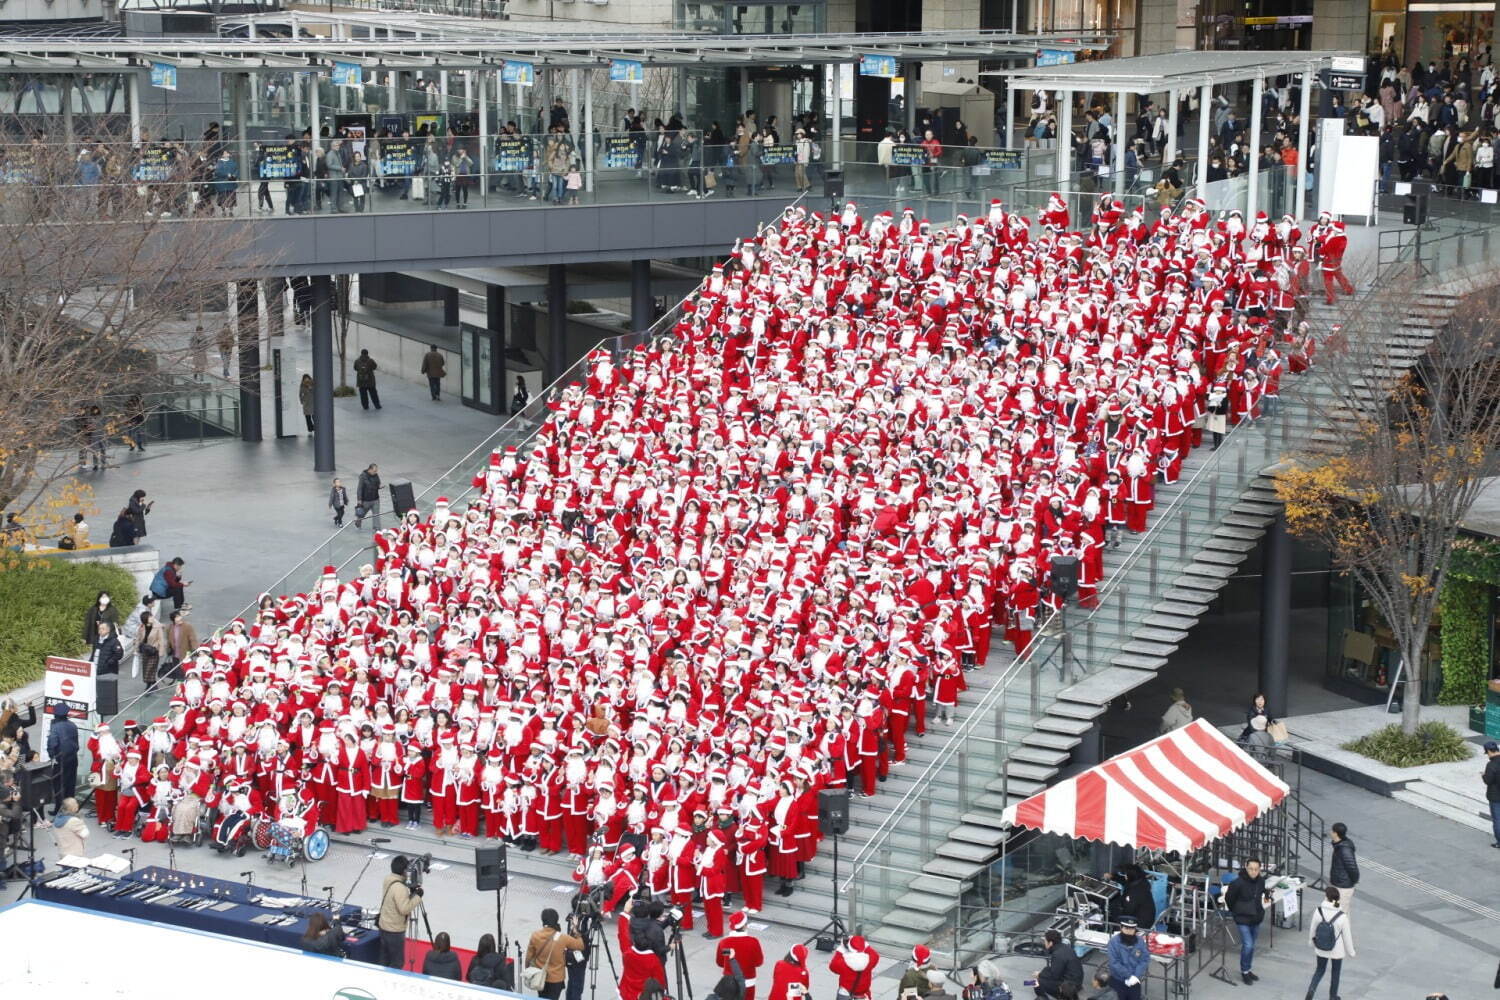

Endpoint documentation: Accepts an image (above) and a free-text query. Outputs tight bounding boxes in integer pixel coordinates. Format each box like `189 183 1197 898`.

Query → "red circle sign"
58 679 74 697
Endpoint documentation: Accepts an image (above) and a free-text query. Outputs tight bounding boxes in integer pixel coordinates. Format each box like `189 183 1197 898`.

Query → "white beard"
227 716 247 742
565 759 588 784
377 742 397 762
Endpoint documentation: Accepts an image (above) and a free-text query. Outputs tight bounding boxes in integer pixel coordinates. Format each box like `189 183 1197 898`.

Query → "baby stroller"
169 793 206 847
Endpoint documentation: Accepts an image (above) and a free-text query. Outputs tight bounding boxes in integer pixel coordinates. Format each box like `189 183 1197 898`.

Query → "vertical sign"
149 61 177 91
40 655 95 760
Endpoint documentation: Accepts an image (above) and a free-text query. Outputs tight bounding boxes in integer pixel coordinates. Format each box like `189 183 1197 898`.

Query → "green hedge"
1343 722 1473 767
1438 576 1490 706
0 556 138 692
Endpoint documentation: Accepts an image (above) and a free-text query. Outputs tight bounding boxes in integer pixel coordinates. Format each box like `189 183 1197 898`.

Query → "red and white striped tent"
1001 719 1290 854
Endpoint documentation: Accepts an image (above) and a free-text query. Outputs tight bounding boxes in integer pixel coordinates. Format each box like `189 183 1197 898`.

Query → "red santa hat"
912 945 932 966
728 910 750 932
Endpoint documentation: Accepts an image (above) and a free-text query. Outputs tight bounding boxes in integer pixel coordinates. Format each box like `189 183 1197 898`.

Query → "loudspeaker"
96 675 118 716
823 169 844 200
817 787 849 836
19 759 55 812
475 844 509 891
1051 555 1079 601
389 481 417 517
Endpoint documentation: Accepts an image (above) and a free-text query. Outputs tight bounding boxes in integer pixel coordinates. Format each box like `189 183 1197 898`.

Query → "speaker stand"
807 832 850 948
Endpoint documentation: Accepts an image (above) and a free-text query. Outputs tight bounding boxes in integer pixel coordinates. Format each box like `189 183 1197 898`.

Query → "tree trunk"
1401 638 1424 735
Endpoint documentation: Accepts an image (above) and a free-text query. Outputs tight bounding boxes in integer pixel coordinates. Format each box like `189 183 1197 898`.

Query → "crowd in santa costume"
85 192 1322 933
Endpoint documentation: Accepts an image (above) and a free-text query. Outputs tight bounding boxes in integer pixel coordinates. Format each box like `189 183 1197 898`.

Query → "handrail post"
957 747 969 809
920 795 931 847
1179 514 1188 559
1149 549 1158 594
1029 654 1040 717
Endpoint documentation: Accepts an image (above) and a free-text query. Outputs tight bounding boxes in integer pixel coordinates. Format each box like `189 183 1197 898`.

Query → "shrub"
1342 721 1473 768
0 556 138 692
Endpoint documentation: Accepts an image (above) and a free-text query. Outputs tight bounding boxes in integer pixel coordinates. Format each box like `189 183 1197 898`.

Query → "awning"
1001 719 1289 854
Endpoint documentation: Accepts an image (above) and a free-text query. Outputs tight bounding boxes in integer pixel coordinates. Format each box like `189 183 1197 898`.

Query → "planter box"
1471 705 1488 734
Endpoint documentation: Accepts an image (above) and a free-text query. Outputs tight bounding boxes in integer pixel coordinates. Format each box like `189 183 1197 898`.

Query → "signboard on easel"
39 655 95 760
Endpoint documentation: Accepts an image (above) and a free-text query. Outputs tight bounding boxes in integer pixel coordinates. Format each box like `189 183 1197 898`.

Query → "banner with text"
859 54 898 78
493 134 531 172
256 143 300 179
149 61 177 91
40 655 95 761
602 134 643 169
501 61 534 87
890 143 929 167
609 59 644 84
332 61 363 87
377 139 419 176
760 143 795 166
131 146 176 181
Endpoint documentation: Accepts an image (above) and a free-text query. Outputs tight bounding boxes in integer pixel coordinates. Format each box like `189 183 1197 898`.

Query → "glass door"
460 322 503 414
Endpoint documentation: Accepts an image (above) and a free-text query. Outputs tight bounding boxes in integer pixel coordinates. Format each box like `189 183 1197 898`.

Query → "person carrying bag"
525 909 584 998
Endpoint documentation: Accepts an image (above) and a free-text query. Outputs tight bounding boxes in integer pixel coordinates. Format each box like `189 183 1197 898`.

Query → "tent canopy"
1001 719 1289 854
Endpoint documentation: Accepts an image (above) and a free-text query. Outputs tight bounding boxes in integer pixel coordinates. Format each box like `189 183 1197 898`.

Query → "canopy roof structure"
1003 49 1362 95
0 26 1111 74
1001 719 1290 854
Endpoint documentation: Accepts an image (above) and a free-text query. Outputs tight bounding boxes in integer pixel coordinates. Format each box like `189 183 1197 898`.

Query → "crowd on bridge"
78 193 1334 941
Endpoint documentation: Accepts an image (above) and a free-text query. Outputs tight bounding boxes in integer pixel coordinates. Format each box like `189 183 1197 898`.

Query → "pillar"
904 65 917 134
310 275 335 473
443 286 460 326
739 67 750 114
1056 93 1073 188
310 69 321 146
1165 88 1179 164
479 67 489 196
1113 88 1127 197
1196 82 1212 193
583 67 594 193
61 76 74 149
630 259 652 333
1246 75 1264 218
247 20 259 123
1259 511 1291 719
1295 67 1312 220
832 63 844 170
570 68 580 135
236 280 262 443
263 278 285 339
128 73 141 145
486 283 508 408
234 74 251 211
547 263 566 386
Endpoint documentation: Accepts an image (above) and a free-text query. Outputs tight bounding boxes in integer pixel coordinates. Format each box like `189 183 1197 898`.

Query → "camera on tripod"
404 852 433 890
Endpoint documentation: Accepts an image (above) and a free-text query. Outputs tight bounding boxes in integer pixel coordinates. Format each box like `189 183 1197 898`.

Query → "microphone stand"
342 837 390 905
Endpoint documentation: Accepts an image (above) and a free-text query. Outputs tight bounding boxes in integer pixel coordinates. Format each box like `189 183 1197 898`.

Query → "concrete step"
1022 729 1082 752
1035 714 1096 736
973 790 1029 813
993 759 1058 783
1120 638 1178 657
1154 597 1211 616
948 824 1010 848
909 874 973 896
1214 524 1267 541
881 906 949 934
1222 512 1274 529
1010 744 1071 767
1048 699 1109 721
923 856 986 881
1390 786 1492 834
1195 548 1248 566
1203 536 1258 553
1133 625 1190 644
1141 612 1198 630
894 889 962 915
1111 652 1169 671
935 840 999 863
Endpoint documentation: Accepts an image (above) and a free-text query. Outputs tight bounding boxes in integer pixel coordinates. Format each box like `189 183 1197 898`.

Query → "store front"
1368 0 1495 72
1196 0 1315 51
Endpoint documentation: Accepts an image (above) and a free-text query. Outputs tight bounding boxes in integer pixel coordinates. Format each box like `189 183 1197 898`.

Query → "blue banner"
501 61 534 87
492 134 531 173
603 134 642 169
149 61 177 91
981 150 1023 170
332 61 363 87
859 54 898 78
377 139 418 177
609 59 644 84
256 143 300 180
1035 49 1077 67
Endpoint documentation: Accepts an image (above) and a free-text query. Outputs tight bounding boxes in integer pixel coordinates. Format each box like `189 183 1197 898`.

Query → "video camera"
404 852 433 891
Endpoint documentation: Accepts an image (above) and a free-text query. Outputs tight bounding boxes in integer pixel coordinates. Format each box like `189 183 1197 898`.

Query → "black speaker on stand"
19 759 55 813
1048 556 1087 681
96 675 119 716
810 788 851 950
476 845 510 955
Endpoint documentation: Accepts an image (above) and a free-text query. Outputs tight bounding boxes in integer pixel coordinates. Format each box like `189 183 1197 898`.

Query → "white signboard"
39 655 94 760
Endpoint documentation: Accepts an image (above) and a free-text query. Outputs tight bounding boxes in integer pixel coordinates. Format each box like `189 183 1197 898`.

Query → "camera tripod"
578 906 619 1000
807 831 850 948
666 920 693 1000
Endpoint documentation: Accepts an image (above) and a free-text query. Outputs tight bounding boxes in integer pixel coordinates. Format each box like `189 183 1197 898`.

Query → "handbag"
523 932 562 992
411 175 426 199
1267 720 1289 744
351 182 366 198
1147 932 1186 957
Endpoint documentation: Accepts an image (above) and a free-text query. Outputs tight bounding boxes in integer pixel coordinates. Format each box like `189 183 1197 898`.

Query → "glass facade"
676 1 825 33
1195 0 1314 51
1325 571 1444 705
1369 1 1495 69
1031 0 1139 57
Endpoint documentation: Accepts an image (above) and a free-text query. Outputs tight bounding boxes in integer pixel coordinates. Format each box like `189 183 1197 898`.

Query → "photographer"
377 855 425 968
619 900 669 1000
526 908 584 1000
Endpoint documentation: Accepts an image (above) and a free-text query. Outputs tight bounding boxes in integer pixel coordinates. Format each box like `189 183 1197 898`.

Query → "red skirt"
335 792 367 834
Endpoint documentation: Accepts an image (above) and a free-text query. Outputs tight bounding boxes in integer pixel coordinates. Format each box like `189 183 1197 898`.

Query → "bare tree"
1276 278 1500 733
0 125 260 535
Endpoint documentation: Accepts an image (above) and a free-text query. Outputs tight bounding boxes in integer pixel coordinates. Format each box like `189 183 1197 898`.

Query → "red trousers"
1322 267 1353 303
456 801 480 835
539 816 564 852
94 787 117 826
702 895 725 937
564 813 589 854
914 697 927 736
739 869 764 911
375 797 399 824
888 711 909 763
114 796 141 834
431 790 456 830
859 753 877 795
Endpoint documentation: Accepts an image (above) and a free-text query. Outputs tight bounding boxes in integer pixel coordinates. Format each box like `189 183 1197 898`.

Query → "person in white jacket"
1305 885 1355 1000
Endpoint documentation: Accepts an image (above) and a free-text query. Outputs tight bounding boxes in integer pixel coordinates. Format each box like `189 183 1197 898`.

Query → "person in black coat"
468 933 513 991
1033 929 1083 998
1116 864 1158 931
1239 692 1273 741
1223 859 1273 984
1328 823 1360 911
89 621 124 677
44 702 79 814
82 591 119 643
423 931 464 981
300 912 345 956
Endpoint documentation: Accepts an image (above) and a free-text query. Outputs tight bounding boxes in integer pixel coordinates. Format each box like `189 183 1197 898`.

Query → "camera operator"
377 855 424 969
526 908 585 1000
619 899 670 1000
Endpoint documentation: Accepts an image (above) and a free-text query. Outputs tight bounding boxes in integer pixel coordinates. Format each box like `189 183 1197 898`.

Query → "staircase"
839 245 1486 963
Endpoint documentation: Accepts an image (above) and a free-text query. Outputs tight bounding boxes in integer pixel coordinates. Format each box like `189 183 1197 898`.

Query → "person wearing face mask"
82 590 119 644
1106 916 1150 1000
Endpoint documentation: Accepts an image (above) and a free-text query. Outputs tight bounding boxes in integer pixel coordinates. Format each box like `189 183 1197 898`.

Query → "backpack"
1312 909 1342 951
149 565 171 599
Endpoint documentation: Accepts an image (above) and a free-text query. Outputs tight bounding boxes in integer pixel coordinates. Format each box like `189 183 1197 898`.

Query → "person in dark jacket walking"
420 346 447 401
1327 823 1360 913
329 477 349 527
423 931 465 981
300 912 345 956
353 348 382 410
45 702 80 813
1224 858 1274 984
356 464 381 528
88 620 124 677
468 933 513 990
1483 741 1500 847
1032 929 1082 999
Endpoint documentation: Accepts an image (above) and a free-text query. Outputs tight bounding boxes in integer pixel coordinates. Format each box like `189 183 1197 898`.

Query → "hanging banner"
602 134 643 169
131 145 176 181
0 146 35 184
149 61 177 91
413 113 445 136
493 134 531 172
378 113 408 135
1035 49 1077 67
40 655 95 761
859 54 898 78
256 143 300 179
377 138 419 176
760 143 795 166
609 59 645 84
332 61 364 88
890 143 928 167
982 150 1023 170
501 61 534 87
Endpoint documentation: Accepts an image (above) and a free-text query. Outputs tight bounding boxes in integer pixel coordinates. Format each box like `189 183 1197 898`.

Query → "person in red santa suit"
428 734 459 833
604 842 644 913
560 746 592 856
931 652 963 726
452 743 482 838
854 696 882 797
616 899 669 1000
536 756 565 855
735 811 769 912
479 746 507 839
333 730 370 834
111 748 147 837
399 741 427 829
697 826 730 939
767 944 811 1000
87 721 122 828
1317 220 1354 305
716 910 766 1000
768 779 802 898
1124 449 1154 533
367 727 403 828
829 934 881 1000
668 824 698 931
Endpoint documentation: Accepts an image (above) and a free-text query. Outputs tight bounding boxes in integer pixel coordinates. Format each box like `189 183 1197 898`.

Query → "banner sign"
1036 49 1077 67
378 113 408 135
602 133 643 169
131 145 176 181
501 60 534 86
256 143 300 179
0 146 35 184
891 143 929 167
413 113 445 136
149 61 177 91
377 138 419 176
493 134 531 172
40 655 95 761
859 54 898 78
609 59 644 84
332 61 363 87
760 143 796 166
982 149 1023 169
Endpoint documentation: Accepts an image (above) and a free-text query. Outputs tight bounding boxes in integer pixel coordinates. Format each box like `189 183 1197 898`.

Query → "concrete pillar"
388 69 399 113
904 66 917 134
1246 75 1264 218
547 264 567 386
1259 511 1291 718
486 283 507 410
310 70 321 147
128 73 141 145
739 68 750 114
236 280 262 443
479 68 489 196
234 75 250 211
61 76 74 149
263 278 285 340
1056 93 1073 187
1165 88 1178 164
1195 82 1212 193
570 68 580 137
832 62 844 170
1295 67 1312 220
443 286 460 327
1113 88 1127 197
310 275 335 472
247 20 259 123
584 67 594 193
631 259 653 333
